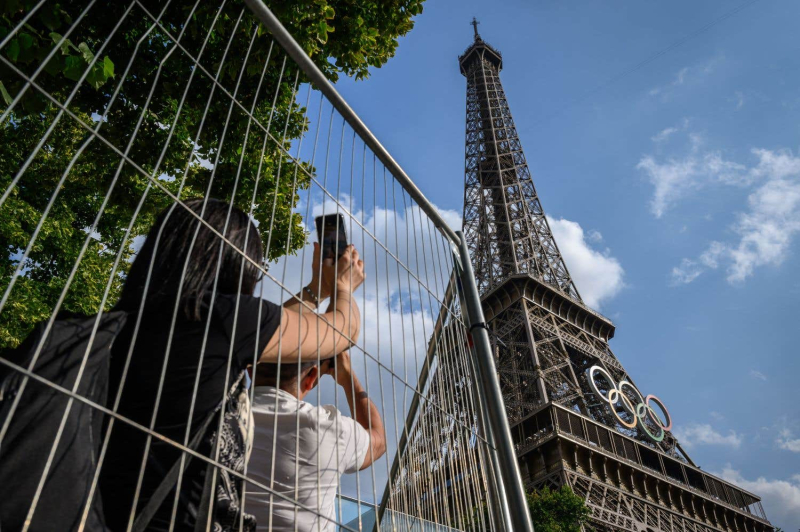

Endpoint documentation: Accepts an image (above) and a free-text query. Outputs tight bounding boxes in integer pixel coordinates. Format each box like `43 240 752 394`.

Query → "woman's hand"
261 245 364 364
334 245 365 295
308 241 336 302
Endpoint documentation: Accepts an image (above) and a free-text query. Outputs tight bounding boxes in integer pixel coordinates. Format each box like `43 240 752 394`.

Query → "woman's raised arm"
260 245 364 362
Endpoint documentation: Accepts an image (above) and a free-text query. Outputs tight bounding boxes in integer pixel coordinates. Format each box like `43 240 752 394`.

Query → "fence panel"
0 1 513 530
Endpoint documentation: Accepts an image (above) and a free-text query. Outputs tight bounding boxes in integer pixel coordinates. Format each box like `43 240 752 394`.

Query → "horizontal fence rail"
0 1 530 531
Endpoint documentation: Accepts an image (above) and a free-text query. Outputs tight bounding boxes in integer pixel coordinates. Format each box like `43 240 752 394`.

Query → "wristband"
303 285 320 306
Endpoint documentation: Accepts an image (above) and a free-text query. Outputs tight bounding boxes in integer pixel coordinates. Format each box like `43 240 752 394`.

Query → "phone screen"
315 214 348 261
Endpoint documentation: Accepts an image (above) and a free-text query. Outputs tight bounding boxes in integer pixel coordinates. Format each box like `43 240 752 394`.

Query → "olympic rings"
586 366 673 442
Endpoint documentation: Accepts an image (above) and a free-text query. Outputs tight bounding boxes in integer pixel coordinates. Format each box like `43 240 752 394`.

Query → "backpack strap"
130 406 218 532
130 371 248 532
195 369 249 532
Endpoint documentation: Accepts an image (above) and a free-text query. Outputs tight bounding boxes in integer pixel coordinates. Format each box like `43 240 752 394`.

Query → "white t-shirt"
246 386 370 532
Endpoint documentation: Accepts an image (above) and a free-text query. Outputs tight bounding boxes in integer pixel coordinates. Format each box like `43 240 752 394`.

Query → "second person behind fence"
245 350 387 532
100 198 365 531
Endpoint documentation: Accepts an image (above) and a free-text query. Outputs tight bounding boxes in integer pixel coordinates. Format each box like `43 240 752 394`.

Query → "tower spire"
458 29 578 300
471 16 480 40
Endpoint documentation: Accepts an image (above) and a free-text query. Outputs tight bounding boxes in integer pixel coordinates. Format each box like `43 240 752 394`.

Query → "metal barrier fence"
0 1 531 530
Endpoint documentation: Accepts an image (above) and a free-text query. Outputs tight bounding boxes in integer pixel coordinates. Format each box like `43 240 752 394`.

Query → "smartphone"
315 213 348 261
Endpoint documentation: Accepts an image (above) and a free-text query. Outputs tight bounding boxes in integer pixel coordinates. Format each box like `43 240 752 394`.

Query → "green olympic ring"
587 365 673 443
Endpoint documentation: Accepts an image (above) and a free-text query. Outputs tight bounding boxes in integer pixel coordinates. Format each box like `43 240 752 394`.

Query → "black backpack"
0 312 219 532
0 312 127 531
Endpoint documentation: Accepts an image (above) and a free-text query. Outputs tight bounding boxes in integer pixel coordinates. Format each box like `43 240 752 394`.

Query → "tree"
526 485 591 532
469 485 590 531
0 0 424 348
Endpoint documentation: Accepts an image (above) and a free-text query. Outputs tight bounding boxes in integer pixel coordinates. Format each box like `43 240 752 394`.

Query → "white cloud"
671 148 800 284
546 217 624 310
750 147 800 179
586 229 603 243
649 67 688 97
648 57 721 98
637 155 698 218
673 423 742 448
671 258 704 285
778 429 800 453
672 241 727 284
637 146 747 218
699 241 726 269
651 118 691 144
749 369 768 382
651 126 678 143
726 171 800 282
717 466 800 531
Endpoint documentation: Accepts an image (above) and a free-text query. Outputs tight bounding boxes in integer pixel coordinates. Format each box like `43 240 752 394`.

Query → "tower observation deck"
455 21 771 532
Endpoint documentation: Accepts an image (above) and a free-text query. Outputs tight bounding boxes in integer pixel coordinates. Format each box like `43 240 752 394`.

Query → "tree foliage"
526 485 591 532
469 485 590 531
0 0 423 348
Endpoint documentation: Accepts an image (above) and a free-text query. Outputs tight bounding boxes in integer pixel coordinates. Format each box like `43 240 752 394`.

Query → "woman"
100 198 364 531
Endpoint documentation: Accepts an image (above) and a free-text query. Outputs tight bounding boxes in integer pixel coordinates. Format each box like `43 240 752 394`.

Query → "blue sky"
329 0 800 528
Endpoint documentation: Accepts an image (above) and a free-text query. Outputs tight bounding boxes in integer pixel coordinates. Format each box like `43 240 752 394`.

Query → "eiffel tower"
458 18 772 532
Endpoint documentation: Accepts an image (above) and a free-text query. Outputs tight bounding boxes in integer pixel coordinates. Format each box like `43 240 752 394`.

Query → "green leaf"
102 55 114 79
0 81 13 106
18 32 34 50
323 6 335 19
78 42 94 63
49 32 71 54
6 39 19 61
316 19 328 44
62 55 83 80
86 66 105 89
44 54 63 76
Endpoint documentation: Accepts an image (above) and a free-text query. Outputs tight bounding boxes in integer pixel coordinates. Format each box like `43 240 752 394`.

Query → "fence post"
455 231 534 532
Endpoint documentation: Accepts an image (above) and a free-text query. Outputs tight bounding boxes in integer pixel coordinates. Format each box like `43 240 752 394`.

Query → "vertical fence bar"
455 231 534 532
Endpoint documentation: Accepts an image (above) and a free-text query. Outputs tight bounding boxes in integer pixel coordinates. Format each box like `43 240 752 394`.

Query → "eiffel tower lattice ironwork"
455 24 772 532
